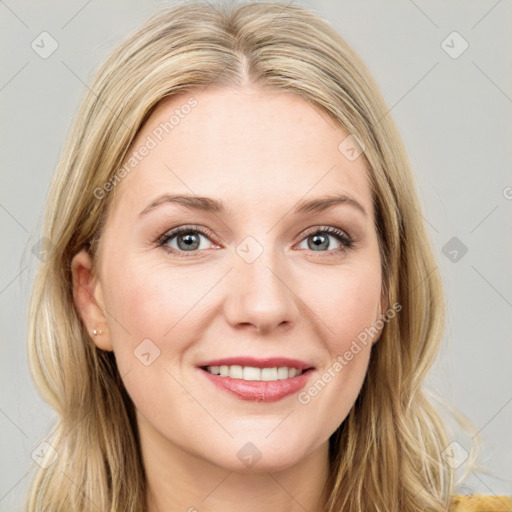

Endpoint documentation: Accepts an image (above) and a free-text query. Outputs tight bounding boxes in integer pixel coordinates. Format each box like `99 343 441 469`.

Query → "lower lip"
198 368 314 402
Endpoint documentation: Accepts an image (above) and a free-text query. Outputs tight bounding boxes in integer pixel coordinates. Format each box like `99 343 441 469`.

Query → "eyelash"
157 224 354 258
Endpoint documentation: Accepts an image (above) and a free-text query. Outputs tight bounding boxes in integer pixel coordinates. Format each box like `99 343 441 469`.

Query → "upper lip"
197 357 314 371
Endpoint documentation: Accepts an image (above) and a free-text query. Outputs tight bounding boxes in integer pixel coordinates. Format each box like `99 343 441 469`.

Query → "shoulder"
450 494 512 512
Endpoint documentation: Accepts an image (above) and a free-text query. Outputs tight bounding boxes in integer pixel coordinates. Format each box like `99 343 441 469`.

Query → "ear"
71 249 113 351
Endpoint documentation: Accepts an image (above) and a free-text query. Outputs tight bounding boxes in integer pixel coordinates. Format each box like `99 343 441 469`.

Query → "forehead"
108 86 373 221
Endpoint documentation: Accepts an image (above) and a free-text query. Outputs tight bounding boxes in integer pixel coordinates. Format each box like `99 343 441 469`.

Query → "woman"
25 1 511 511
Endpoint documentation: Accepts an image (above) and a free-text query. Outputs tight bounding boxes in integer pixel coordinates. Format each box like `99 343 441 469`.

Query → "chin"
216 436 312 474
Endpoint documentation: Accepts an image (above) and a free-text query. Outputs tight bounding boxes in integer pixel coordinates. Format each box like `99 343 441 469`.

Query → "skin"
72 86 386 512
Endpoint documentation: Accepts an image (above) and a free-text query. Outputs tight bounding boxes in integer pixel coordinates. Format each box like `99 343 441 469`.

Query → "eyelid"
298 225 351 242
158 224 215 242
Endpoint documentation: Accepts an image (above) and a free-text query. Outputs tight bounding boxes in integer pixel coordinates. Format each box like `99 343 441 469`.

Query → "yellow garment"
451 494 512 511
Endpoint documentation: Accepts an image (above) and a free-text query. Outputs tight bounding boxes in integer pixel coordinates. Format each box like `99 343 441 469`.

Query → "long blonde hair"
26 1 480 510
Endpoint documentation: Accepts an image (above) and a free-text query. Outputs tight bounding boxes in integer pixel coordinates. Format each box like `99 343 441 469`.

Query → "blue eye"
158 226 215 256
297 226 354 254
157 225 354 258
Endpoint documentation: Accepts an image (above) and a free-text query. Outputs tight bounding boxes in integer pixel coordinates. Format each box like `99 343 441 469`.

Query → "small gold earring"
93 329 103 336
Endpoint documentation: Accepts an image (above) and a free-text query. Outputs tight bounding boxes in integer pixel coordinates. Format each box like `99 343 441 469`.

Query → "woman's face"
75 86 384 473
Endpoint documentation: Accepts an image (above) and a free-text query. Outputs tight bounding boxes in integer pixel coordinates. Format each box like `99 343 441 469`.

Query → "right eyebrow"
139 194 224 217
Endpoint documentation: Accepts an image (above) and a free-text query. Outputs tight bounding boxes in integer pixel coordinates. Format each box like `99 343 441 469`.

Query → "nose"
223 242 300 334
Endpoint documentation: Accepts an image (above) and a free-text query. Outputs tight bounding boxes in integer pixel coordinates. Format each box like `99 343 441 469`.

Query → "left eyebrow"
294 194 367 217
138 193 367 218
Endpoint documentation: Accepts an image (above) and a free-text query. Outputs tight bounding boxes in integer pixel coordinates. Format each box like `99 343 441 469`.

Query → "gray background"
1 0 511 509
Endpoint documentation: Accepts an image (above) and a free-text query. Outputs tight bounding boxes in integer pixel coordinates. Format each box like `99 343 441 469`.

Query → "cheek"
100 258 206 424
295 264 381 435
338 271 381 341
101 255 222 370
303 260 382 348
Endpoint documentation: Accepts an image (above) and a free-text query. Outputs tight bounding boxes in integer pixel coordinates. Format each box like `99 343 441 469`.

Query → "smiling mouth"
200 365 314 382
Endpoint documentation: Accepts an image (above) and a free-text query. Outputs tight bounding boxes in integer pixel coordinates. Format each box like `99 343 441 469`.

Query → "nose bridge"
225 232 299 332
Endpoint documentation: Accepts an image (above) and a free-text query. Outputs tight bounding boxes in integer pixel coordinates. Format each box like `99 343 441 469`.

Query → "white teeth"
229 365 243 379
261 368 277 381
277 367 289 379
243 366 261 380
205 365 304 381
